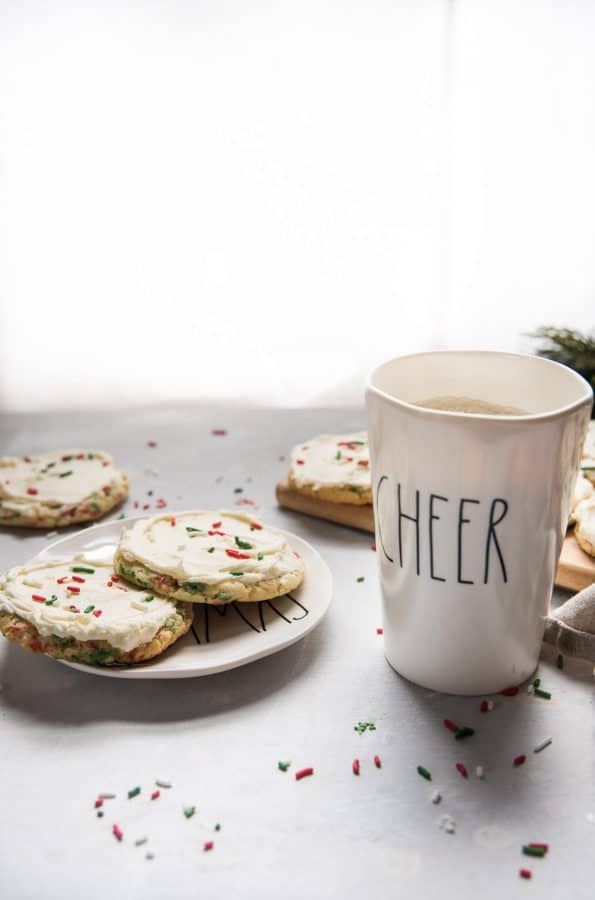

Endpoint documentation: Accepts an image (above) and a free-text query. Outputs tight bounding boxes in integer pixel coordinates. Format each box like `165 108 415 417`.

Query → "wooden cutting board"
276 478 595 593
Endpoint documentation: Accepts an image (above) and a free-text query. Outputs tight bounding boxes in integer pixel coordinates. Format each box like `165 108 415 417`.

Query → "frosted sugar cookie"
114 511 305 604
0 556 192 665
0 450 128 528
570 473 594 523
288 432 371 505
574 497 595 558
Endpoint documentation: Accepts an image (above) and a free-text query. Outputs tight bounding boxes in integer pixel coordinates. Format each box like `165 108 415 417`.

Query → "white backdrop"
0 1 593 411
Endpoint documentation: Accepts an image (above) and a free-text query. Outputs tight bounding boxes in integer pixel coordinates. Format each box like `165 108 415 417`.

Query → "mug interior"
368 350 592 419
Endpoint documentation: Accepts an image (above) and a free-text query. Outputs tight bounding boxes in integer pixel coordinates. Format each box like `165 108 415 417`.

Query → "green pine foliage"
529 327 595 415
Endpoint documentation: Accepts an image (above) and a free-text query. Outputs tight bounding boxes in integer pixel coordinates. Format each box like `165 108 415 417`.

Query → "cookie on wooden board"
0 450 128 528
114 510 305 605
288 432 372 505
0 556 192 665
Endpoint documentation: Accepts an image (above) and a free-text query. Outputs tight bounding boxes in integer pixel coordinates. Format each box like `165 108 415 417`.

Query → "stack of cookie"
571 421 595 558
0 451 305 667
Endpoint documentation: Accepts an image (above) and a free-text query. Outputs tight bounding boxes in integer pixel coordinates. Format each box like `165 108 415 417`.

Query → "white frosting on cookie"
575 496 595 556
0 450 126 516
118 511 304 587
0 556 177 651
571 473 594 520
582 421 595 479
289 432 370 491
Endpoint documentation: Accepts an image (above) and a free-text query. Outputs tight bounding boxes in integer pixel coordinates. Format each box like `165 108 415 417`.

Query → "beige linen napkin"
543 583 595 661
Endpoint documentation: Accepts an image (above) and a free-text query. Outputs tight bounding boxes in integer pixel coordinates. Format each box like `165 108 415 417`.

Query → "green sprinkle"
233 488 243 494
522 846 546 858
335 451 342 460
234 536 253 550
356 576 365 583
83 605 95 614
46 595 58 606
59 470 73 478
207 547 215 553
144 595 154 602
183 806 196 819
147 490 153 496
230 571 244 576
128 786 141 799
454 727 475 741
87 453 95 460
533 688 551 700
62 455 73 462
90 501 101 511
354 721 376 734
257 552 264 561
533 677 541 688
117 513 125 519
182 582 206 594
214 823 221 832
186 526 202 533
556 653 564 670
97 810 104 818
347 485 360 493
72 566 95 574
278 761 291 772
417 765 432 781
217 592 232 602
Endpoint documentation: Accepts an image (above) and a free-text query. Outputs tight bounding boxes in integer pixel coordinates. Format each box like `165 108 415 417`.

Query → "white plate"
33 516 332 679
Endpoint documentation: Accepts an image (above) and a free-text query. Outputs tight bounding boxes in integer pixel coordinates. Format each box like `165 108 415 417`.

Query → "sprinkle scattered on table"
356 576 365 583
431 790 442 804
184 806 196 819
455 762 468 779
112 824 123 842
475 765 485 779
352 759 360 776
440 814 456 834
155 779 172 789
455 726 475 741
135 837 148 847
128 786 141 799
417 765 432 781
501 686 519 697
480 699 494 712
557 653 564 669
376 627 383 634
354 721 376 735
513 754 526 767
534 688 551 700
204 841 214 851
519 868 532 880
147 440 157 448
374 755 381 769
211 429 228 436
278 760 291 772
234 487 243 494
151 790 160 800
533 737 552 754
295 767 314 781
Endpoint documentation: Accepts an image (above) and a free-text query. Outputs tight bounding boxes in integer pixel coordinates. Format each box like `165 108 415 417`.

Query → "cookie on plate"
114 511 305 605
288 432 371 505
574 497 595 558
570 472 594 523
0 450 128 528
0 556 193 665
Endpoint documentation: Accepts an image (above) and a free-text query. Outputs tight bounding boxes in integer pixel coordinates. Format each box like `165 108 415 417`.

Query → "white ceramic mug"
366 350 592 695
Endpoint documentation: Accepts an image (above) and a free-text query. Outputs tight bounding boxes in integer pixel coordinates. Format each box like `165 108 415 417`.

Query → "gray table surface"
0 405 592 900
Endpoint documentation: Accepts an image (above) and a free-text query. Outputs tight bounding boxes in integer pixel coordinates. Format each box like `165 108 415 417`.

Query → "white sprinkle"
586 813 595 826
134 837 148 846
99 792 116 800
431 790 442 805
475 765 485 779
131 601 149 613
533 737 552 754
146 852 155 860
45 531 59 540
440 814 456 834
527 685 533 694
155 780 172 789
215 475 224 484
487 700 494 711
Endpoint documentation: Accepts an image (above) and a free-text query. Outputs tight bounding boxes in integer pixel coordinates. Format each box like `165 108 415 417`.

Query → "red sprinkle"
67 585 80 594
170 517 176 527
519 869 532 880
102 460 109 467
93 609 103 618
444 718 459 733
480 700 489 713
211 521 222 529
376 627 383 635
133 501 139 509
76 453 85 459
374 755 381 768
111 575 119 582
211 429 227 436
26 487 38 495
235 497 256 506
56 576 68 584
295 767 314 781
208 530 226 536
204 841 214 851
102 486 111 496
67 605 80 613
147 441 157 448
106 581 113 587
226 548 250 560
352 759 360 776
502 686 519 697
528 843 549 852
513 754 526 767
31 594 46 603
296 459 305 465
142 503 150 510
371 544 376 552
455 763 468 779
112 824 123 841
357 460 369 467
23 456 31 463
156 498 167 509
250 521 263 530
151 790 160 801
71 575 85 583
94 798 103 809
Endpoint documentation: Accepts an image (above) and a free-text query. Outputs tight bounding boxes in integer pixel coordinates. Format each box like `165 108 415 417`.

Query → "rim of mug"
366 349 593 423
